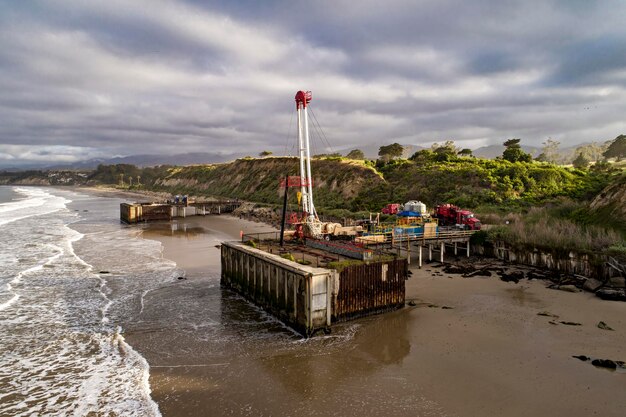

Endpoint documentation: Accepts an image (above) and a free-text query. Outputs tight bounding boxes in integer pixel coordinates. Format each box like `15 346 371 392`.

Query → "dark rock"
548 320 559 325
567 274 587 287
597 321 614 331
428 304 439 308
99 271 110 274
573 355 589 362
500 271 523 284
408 300 417 306
537 311 558 318
591 359 617 370
547 273 563 284
527 271 548 280
177 276 186 280
559 321 582 326
558 285 581 293
596 288 626 301
443 265 469 274
583 278 604 292
608 276 626 289
441 306 454 310
214 244 221 249
464 269 492 278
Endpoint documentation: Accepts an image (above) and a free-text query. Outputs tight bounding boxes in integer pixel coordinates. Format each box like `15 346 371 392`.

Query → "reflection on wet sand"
141 222 206 239
258 310 412 398
505 285 541 306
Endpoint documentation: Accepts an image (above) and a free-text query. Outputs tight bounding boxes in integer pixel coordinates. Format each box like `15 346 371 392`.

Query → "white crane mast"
295 90 317 222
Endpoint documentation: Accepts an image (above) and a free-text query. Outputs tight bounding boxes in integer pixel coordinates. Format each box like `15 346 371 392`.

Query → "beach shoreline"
114 209 626 417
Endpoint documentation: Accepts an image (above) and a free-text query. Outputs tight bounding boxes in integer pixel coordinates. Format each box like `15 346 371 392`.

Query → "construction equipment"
381 203 401 215
434 204 481 230
286 90 363 241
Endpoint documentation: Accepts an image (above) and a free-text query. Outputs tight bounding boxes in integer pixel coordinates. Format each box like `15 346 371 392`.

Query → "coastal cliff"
590 173 626 231
152 157 385 210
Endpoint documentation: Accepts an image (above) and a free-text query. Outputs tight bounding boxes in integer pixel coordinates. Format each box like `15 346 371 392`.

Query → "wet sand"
126 214 626 417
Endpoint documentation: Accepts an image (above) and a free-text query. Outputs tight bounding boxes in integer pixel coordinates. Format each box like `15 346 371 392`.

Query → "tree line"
333 134 626 168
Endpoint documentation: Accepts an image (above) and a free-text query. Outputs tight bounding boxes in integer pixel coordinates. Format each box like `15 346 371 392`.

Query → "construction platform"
120 200 241 224
220 234 407 336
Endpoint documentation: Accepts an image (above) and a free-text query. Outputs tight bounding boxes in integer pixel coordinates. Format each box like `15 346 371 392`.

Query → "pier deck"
120 200 241 223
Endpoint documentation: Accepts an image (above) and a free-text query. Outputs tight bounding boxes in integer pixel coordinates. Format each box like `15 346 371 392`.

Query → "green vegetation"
280 252 296 262
327 255 396 272
572 153 590 169
603 134 626 161
502 139 532 163
536 138 560 163
479 206 623 255
152 157 385 211
345 149 365 160
352 155 613 212
378 143 404 162
327 259 367 272
89 164 171 187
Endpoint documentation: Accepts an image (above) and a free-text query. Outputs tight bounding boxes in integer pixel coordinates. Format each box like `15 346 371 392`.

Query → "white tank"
404 200 427 214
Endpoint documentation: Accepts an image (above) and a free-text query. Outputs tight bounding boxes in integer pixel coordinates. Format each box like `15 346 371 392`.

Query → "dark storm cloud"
548 36 626 86
1 0 625 166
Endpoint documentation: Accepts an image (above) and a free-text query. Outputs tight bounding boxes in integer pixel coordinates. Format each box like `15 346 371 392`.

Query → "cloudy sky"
1 0 626 166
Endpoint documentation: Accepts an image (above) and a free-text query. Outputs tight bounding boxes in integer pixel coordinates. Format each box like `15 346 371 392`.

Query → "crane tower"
295 90 317 222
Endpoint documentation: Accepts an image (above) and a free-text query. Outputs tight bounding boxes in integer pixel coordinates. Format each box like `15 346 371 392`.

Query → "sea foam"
0 187 164 416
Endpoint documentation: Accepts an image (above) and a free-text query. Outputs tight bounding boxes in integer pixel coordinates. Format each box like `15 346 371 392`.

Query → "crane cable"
308 105 335 155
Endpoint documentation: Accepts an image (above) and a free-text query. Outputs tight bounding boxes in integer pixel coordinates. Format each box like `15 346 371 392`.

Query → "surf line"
150 363 231 368
0 245 63 311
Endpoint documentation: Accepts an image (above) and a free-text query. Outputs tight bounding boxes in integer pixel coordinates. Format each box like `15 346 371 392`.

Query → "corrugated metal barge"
220 240 407 336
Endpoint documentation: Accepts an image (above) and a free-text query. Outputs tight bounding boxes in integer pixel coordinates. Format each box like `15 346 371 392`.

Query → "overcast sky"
1 0 626 166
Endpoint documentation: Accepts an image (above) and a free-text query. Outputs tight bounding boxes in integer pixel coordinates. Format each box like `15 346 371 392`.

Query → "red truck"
434 204 481 230
381 203 401 215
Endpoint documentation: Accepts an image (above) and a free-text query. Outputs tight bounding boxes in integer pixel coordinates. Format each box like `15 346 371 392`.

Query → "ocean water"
0 186 180 416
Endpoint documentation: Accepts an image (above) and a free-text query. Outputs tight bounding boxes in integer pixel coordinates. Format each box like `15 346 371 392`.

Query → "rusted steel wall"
332 259 406 322
221 242 331 335
120 203 171 223
141 204 172 221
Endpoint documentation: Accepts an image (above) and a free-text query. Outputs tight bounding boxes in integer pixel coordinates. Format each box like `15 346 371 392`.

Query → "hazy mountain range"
0 152 239 171
0 143 596 172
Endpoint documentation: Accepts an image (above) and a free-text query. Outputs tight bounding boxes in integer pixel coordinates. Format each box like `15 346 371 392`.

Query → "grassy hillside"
350 157 612 211
152 157 385 211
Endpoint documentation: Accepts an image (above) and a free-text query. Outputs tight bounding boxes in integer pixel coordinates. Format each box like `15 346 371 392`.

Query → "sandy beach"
123 213 626 417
